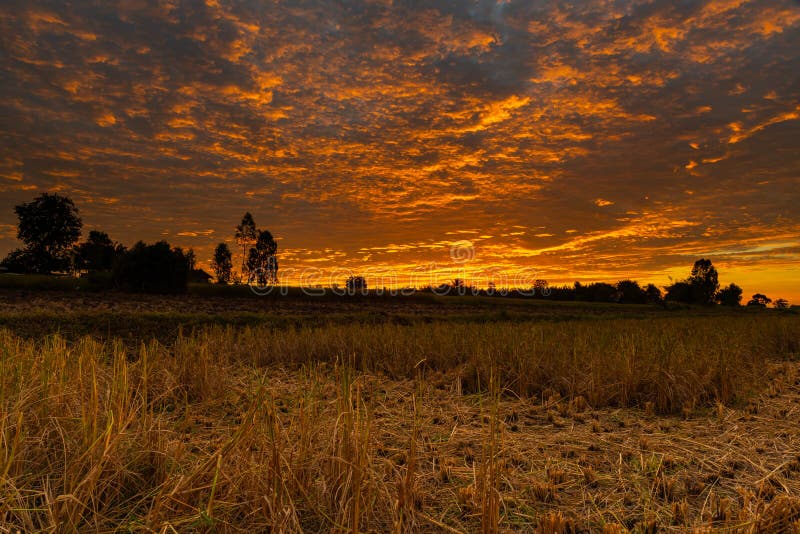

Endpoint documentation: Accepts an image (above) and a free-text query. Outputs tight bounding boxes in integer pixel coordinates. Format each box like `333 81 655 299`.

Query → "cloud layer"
1 0 799 298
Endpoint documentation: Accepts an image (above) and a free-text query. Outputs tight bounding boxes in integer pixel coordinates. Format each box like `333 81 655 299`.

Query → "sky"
1 0 799 300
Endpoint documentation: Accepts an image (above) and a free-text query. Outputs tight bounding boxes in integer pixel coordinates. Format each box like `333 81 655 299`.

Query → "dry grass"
1 315 799 532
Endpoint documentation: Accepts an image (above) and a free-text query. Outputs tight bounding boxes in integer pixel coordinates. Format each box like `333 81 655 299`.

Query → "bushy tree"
665 281 692 303
644 283 662 304
0 249 33 274
716 283 743 306
616 280 647 304
688 258 719 305
747 293 771 308
212 243 233 284
8 193 82 273
665 259 720 305
235 212 257 279
246 230 278 286
75 230 124 272
112 241 192 293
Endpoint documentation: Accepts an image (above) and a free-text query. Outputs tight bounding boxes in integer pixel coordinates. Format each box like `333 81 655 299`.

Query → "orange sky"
1 0 799 302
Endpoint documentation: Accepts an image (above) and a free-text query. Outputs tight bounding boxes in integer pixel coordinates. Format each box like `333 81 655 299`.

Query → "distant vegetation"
0 194 278 294
0 193 792 307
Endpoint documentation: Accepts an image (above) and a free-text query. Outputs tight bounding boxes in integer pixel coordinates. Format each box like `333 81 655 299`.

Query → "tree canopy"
75 230 125 272
716 283 743 306
747 293 772 308
112 241 193 293
8 193 82 273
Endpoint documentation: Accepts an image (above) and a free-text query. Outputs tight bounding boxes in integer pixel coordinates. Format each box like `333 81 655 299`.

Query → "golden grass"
1 316 799 532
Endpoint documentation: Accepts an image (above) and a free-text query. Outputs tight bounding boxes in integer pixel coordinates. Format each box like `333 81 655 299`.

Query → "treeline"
0 193 791 307
385 259 788 309
0 193 278 293
523 258 788 308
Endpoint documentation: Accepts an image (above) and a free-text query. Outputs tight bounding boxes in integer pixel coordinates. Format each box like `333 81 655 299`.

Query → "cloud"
0 0 798 298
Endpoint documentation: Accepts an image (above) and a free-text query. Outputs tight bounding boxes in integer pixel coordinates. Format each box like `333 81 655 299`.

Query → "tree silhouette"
774 298 789 309
75 230 124 272
246 230 278 286
235 212 257 280
747 293 771 307
665 259 720 305
715 283 743 306
665 281 692 303
112 241 192 293
10 193 82 273
0 249 32 274
644 283 662 304
688 258 719 305
616 280 647 304
184 249 197 271
346 275 367 292
212 243 233 284
533 279 549 297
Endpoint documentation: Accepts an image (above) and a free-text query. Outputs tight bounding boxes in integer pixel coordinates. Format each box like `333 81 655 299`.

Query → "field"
1 286 800 532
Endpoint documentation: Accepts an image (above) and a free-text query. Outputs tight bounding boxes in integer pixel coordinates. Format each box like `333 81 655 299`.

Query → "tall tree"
185 249 197 271
246 230 278 285
716 283 743 306
235 212 257 279
212 243 233 284
11 193 82 273
688 258 719 305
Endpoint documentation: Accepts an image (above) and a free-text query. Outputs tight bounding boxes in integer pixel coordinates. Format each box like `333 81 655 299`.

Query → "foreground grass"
1 316 799 531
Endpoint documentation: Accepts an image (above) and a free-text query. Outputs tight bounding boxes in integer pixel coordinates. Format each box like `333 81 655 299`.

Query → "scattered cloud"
0 0 798 298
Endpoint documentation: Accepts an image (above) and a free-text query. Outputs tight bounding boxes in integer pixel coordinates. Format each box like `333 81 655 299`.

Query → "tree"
112 241 192 293
10 193 82 273
644 283 662 304
235 212 257 279
716 283 743 306
533 279 549 297
688 258 719 305
616 280 647 304
346 275 367 292
185 249 197 271
665 281 692 303
75 230 124 272
773 299 789 310
212 243 233 284
0 249 34 274
747 293 771 308
246 230 278 286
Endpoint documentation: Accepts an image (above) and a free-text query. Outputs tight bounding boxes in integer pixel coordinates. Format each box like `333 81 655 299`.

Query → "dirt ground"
181 359 800 532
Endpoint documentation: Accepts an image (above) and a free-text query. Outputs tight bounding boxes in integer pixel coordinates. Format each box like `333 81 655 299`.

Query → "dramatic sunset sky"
1 0 798 299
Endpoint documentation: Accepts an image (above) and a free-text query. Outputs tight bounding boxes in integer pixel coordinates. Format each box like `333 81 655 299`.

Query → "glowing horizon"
1 0 798 303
